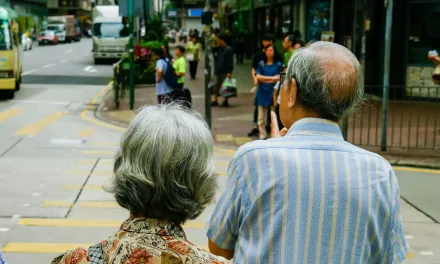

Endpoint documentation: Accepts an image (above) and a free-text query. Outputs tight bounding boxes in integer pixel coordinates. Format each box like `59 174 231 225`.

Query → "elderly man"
206 42 408 263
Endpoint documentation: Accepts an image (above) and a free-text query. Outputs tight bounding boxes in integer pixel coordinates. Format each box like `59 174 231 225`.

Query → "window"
408 3 440 65
0 20 12 50
93 22 127 38
306 0 330 42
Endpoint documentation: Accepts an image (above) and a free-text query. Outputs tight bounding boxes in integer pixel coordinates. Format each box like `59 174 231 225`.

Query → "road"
0 40 438 263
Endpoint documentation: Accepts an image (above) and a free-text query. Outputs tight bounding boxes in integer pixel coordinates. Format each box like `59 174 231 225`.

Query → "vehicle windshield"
0 19 12 50
93 22 128 38
41 31 55 37
47 25 64 32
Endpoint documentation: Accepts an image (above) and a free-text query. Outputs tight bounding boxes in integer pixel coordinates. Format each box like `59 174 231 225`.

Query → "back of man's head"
286 41 364 121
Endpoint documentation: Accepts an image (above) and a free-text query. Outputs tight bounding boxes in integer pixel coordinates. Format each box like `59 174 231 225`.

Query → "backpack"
160 59 179 89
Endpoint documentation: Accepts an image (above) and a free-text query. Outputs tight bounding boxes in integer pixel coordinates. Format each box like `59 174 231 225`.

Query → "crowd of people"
44 40 408 264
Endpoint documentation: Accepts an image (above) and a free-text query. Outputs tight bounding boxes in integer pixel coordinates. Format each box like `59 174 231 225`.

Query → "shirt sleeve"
256 61 263 75
179 59 186 74
388 169 409 263
156 60 163 71
0 250 7 264
206 154 249 250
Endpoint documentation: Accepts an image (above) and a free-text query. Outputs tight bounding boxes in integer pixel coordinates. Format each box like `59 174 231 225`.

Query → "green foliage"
140 40 163 50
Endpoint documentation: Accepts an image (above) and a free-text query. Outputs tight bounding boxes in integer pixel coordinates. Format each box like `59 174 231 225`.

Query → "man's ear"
288 78 298 108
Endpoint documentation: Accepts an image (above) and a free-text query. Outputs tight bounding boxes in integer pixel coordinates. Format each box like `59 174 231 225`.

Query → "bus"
0 7 22 99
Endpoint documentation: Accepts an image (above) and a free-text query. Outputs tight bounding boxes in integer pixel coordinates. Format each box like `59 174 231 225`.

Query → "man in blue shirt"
0 249 7 264
206 41 408 263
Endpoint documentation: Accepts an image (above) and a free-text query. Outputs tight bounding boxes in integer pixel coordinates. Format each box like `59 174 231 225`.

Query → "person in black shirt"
212 33 234 107
248 34 282 137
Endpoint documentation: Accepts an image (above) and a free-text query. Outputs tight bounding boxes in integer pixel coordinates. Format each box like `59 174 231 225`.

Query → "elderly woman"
52 104 228 264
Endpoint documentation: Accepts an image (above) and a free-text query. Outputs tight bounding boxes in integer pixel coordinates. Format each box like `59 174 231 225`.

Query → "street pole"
128 0 135 110
204 0 212 129
380 0 393 151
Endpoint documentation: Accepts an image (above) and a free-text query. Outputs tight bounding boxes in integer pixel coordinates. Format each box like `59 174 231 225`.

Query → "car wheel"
3 90 14 99
94 58 102 64
15 75 21 91
29 44 32 50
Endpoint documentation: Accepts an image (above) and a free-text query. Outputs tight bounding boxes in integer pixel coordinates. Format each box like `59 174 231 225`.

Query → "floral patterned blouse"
51 218 229 264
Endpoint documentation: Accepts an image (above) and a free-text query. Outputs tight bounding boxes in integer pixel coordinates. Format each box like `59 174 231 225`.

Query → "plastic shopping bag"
219 78 237 98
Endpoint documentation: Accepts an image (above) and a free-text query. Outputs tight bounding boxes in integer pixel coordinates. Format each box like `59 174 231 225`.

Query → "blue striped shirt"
0 250 7 264
206 118 409 264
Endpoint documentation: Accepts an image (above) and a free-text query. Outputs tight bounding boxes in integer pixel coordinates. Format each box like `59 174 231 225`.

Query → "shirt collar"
286 117 344 140
120 218 186 239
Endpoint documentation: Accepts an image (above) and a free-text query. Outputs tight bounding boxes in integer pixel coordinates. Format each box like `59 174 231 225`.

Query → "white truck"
47 15 77 43
92 5 129 64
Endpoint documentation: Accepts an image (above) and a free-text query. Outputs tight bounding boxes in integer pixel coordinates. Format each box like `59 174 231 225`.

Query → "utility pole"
380 0 393 151
128 0 135 110
203 0 212 128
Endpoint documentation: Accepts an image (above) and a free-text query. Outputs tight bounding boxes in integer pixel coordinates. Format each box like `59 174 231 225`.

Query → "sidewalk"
97 55 440 168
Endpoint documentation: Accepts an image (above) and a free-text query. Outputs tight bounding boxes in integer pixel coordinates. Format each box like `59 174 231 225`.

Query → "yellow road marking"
15 111 66 136
407 252 414 259
61 184 104 190
393 166 440 174
2 242 208 253
76 159 96 165
42 201 119 208
78 201 120 208
41 201 73 208
82 150 115 155
78 128 95 137
101 159 113 164
214 161 230 166
19 218 205 228
2 243 91 253
235 137 252 145
214 147 236 153
216 172 226 177
216 134 234 142
0 108 23 123
214 152 235 157
80 83 125 132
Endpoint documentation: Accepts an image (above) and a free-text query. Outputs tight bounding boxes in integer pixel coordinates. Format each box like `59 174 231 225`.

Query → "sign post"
202 1 212 128
128 0 135 110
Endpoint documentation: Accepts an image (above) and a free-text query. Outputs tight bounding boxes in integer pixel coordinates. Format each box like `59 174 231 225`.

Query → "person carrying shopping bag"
255 44 283 139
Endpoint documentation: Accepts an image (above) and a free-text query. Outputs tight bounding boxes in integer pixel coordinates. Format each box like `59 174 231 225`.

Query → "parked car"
21 33 32 51
38 30 58 45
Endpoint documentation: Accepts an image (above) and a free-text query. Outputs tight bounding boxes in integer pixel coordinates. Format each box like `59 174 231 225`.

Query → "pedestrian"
161 43 173 63
255 44 283 140
273 34 300 129
0 249 7 264
153 48 173 104
248 34 282 137
173 45 186 89
52 104 230 264
235 32 245 64
206 41 408 263
282 34 296 68
211 33 234 107
186 34 201 80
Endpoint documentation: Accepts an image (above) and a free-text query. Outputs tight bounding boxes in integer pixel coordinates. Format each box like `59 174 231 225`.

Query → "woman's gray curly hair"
108 104 217 224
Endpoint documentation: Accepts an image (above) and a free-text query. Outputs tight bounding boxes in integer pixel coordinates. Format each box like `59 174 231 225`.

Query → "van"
0 7 22 99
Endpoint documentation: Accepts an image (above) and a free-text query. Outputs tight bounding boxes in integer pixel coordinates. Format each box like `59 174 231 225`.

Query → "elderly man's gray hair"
108 104 217 224
286 41 364 120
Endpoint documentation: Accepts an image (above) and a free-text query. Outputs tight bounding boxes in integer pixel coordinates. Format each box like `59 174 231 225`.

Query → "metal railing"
346 85 440 155
113 59 130 109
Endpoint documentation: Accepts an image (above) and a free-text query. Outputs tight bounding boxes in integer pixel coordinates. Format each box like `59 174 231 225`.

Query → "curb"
93 87 130 129
389 160 440 169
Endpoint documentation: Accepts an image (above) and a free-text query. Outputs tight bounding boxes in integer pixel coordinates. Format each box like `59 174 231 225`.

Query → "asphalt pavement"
0 40 438 263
